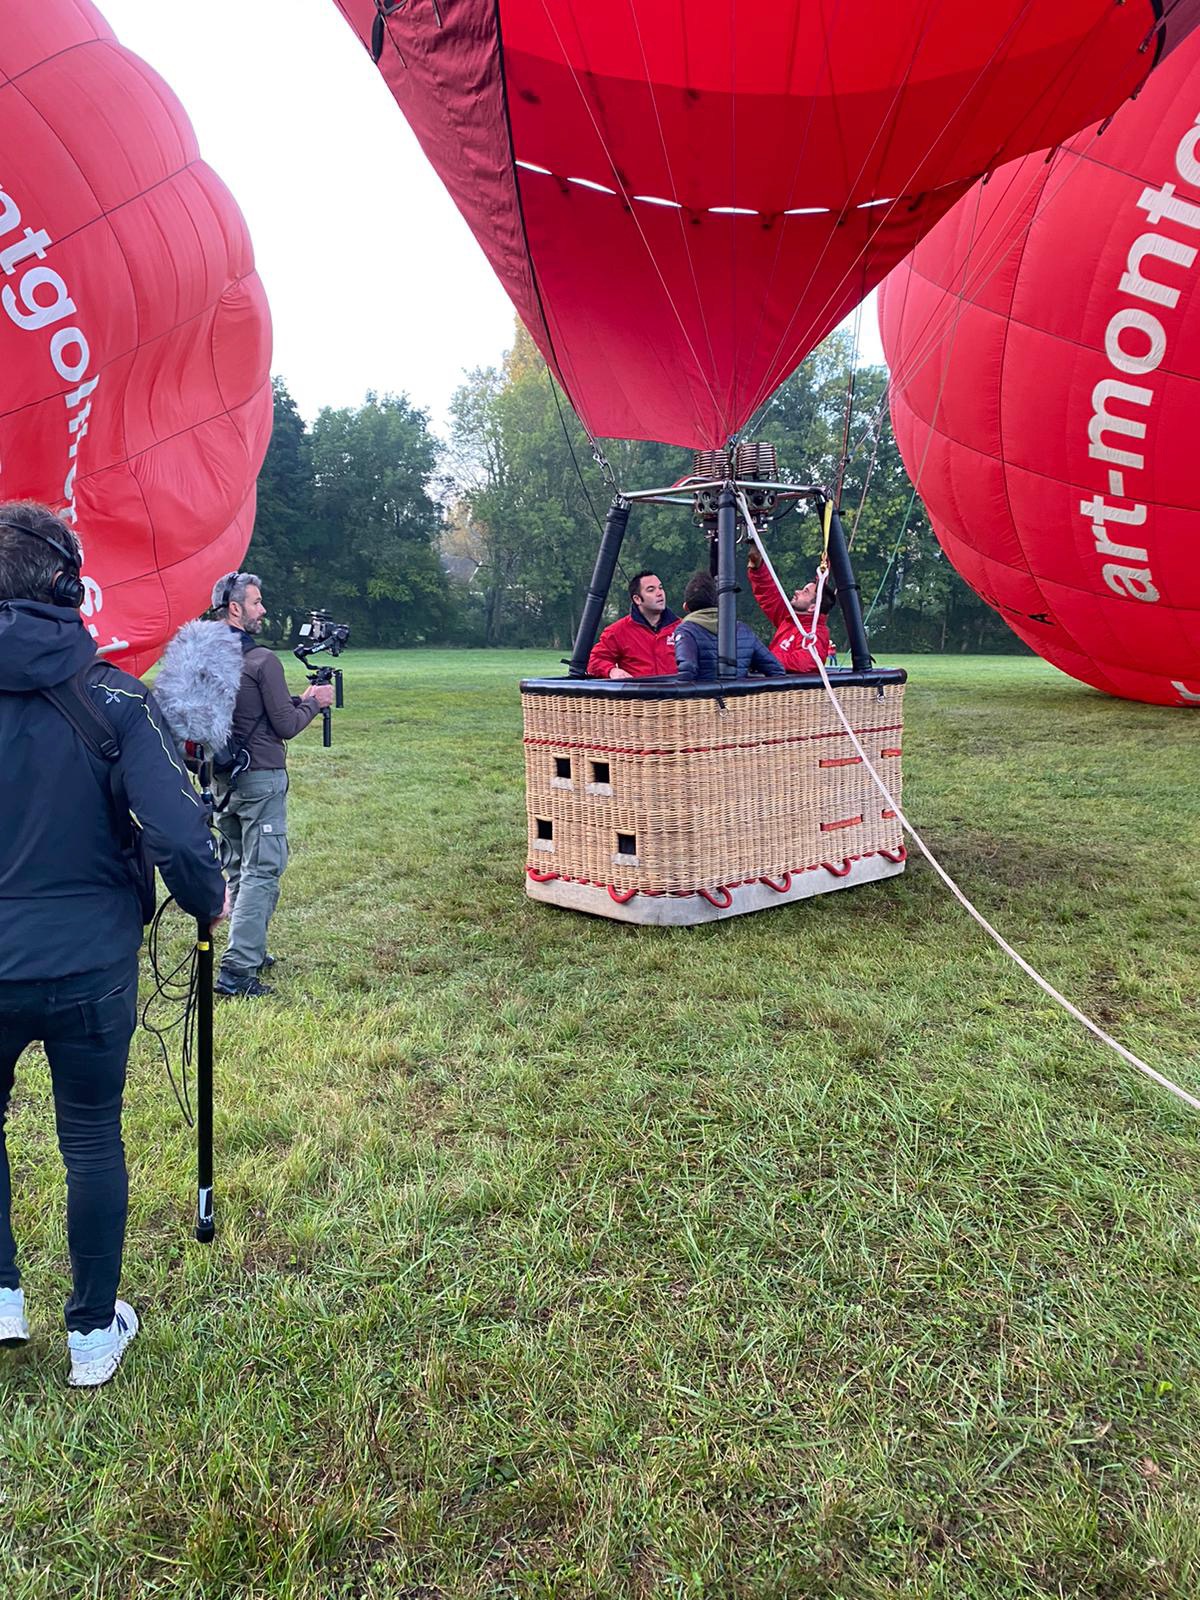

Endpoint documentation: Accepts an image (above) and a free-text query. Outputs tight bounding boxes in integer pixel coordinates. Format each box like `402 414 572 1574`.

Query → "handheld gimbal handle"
305 664 336 747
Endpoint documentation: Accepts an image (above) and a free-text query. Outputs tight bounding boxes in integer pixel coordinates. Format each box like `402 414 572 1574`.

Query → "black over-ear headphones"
0 518 86 608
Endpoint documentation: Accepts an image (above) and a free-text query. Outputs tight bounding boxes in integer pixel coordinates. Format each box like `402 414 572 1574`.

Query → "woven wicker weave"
523 680 904 896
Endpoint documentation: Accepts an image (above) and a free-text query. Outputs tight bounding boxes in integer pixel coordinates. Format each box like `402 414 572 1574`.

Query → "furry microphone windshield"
151 621 245 753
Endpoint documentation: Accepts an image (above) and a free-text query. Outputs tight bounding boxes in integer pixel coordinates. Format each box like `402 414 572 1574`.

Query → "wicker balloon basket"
521 672 907 925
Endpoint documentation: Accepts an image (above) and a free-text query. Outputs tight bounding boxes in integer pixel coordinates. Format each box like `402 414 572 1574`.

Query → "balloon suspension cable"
741 491 1200 1116
861 482 922 631
845 406 885 551
732 122 1104 625
734 0 1131 438
532 0 723 437
833 300 863 507
737 36 1124 504
544 365 611 534
589 438 621 502
856 115 1140 622
857 124 1120 575
499 0 623 538
826 166 992 522
854 105 1118 489
863 180 986 631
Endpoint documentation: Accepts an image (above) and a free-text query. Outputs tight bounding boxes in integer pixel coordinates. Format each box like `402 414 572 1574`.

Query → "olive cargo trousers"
214 768 289 979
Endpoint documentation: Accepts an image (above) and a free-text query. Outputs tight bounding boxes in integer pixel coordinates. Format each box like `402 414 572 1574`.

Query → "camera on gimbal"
293 610 351 747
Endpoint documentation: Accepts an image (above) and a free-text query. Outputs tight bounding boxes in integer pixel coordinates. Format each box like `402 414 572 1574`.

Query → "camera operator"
210 572 333 999
0 501 227 1388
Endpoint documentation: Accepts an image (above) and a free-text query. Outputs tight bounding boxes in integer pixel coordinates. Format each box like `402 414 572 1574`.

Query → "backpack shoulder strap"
40 664 137 832
39 661 122 763
38 663 158 923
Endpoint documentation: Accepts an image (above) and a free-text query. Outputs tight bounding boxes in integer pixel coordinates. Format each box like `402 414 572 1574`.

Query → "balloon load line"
740 490 1200 1116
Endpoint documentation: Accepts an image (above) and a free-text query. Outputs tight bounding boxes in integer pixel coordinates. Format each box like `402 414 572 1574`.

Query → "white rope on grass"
739 491 1200 1116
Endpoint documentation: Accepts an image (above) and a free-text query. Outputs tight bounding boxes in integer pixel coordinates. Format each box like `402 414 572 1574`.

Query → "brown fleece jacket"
229 645 319 770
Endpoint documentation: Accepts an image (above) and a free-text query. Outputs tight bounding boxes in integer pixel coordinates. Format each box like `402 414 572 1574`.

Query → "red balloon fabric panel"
879 32 1200 708
0 1 272 674
334 0 1195 448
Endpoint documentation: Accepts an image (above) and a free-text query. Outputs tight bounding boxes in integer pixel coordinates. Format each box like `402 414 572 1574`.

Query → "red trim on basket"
881 747 902 757
881 808 897 819
819 756 861 768
699 886 734 908
820 815 862 832
523 723 904 758
534 849 908 902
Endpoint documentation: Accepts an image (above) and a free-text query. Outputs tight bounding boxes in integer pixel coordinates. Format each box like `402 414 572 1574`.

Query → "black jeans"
0 954 138 1333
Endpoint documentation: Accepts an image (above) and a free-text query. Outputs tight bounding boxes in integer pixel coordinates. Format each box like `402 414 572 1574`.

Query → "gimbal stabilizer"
293 611 350 747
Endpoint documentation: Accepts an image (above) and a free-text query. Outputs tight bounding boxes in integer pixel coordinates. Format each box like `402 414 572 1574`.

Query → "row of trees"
248 382 453 646
248 324 1025 653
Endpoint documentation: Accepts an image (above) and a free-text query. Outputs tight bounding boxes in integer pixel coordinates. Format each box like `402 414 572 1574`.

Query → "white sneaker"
67 1301 139 1388
0 1286 28 1347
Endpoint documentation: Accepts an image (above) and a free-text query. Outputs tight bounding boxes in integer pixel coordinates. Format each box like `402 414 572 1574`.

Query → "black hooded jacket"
0 601 226 981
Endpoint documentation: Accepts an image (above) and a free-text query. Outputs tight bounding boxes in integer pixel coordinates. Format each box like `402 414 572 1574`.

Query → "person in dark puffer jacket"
672 570 785 682
0 501 227 1388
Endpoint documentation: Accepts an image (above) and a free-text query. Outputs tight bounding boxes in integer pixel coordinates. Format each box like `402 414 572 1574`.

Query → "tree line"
247 323 1026 654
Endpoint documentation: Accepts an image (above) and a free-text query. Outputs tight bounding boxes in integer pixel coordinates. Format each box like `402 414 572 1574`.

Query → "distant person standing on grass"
209 572 333 999
0 501 227 1387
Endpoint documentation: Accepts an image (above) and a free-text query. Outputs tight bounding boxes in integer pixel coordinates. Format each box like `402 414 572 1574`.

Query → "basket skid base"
527 852 905 926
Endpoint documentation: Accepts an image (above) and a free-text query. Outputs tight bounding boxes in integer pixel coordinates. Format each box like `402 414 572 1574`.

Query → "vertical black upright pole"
567 497 631 677
334 669 344 708
195 921 214 1243
716 484 738 679
822 498 872 672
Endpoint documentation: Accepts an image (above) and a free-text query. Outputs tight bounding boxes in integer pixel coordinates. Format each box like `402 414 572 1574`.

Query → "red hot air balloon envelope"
0 1 272 675
332 0 1198 449
879 32 1200 709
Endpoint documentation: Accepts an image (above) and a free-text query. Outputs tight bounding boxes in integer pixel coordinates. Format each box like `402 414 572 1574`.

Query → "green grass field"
3 650 1199 1599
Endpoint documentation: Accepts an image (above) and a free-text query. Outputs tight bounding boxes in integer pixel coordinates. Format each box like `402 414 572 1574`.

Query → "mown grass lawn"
2 649 1199 1599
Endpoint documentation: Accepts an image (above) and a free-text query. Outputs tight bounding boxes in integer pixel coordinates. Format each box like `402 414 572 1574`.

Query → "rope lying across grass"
742 492 1200 1116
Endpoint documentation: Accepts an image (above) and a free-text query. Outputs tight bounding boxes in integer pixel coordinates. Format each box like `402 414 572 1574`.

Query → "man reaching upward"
747 545 836 671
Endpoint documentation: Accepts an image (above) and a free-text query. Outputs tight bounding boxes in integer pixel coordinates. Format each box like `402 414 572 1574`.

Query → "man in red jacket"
587 571 680 679
747 546 836 672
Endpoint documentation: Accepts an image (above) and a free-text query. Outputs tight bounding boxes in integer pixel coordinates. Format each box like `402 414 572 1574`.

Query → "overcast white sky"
101 0 885 435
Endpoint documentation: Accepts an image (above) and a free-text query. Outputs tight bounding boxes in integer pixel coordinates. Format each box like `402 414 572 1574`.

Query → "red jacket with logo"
748 562 832 671
587 608 680 677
